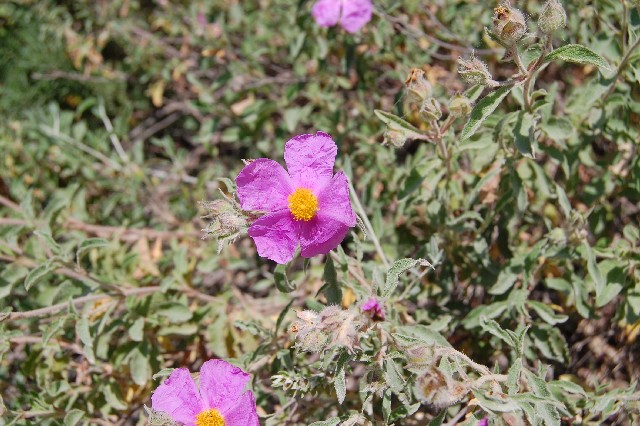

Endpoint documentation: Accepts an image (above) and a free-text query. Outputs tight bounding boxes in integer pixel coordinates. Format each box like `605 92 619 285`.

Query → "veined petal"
299 217 351 258
236 159 293 212
311 0 342 27
222 391 260 426
151 368 202 426
340 0 373 33
248 210 300 264
317 171 356 227
284 132 337 191
199 359 250 413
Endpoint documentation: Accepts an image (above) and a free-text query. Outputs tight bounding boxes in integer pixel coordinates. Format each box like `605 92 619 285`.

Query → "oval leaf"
461 87 512 141
544 44 610 70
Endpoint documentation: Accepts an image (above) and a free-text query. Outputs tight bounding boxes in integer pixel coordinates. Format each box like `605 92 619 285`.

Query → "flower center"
195 408 225 426
288 188 319 221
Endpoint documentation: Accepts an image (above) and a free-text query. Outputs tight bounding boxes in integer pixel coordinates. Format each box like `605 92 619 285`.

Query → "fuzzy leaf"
461 87 512 140
544 44 610 69
383 258 433 298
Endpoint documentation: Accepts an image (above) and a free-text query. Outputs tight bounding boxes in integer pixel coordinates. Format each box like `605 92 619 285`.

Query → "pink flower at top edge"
312 0 373 33
151 359 259 426
361 296 385 320
235 131 356 264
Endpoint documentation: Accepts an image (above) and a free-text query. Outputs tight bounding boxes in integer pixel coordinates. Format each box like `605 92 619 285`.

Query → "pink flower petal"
236 159 293 212
299 216 351 258
151 368 202 426
248 210 300 264
222 391 260 426
312 0 342 28
199 359 251 413
284 132 337 192
340 0 373 33
317 171 356 227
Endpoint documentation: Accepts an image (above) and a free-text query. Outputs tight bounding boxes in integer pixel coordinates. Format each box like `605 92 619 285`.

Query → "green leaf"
428 410 447 426
24 259 58 291
334 364 346 404
528 301 568 325
544 44 610 70
34 231 62 255
308 419 340 426
274 264 296 293
507 358 522 395
460 87 512 140
583 242 605 296
512 111 535 157
382 258 433 298
374 109 425 139
157 302 193 323
63 409 84 426
76 238 109 264
128 317 145 342
322 256 341 305
385 358 406 393
129 346 151 386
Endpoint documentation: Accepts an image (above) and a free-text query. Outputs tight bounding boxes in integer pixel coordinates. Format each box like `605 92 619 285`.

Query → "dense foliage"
1 0 639 425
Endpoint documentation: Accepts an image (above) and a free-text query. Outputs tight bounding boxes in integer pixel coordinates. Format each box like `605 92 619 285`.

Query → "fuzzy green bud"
448 94 473 118
420 98 442 122
538 0 566 34
457 56 493 86
492 4 527 46
383 128 407 148
405 68 433 103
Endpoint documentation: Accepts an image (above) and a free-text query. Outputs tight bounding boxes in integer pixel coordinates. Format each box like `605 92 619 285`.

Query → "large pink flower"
311 0 373 33
151 359 259 426
236 131 356 264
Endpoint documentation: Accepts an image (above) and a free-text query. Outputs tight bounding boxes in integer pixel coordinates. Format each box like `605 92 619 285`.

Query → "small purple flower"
151 359 259 426
477 417 489 426
312 0 373 33
235 132 356 264
361 296 385 320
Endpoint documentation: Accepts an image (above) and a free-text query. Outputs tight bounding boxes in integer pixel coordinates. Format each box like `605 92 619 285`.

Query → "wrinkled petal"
284 132 337 192
316 171 356 227
199 359 251 413
312 0 342 27
222 391 260 426
236 159 293 212
248 210 300 264
151 368 202 426
340 0 373 33
299 216 351 258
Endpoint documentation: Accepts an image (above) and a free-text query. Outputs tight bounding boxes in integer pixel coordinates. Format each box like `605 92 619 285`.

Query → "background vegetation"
1 0 639 424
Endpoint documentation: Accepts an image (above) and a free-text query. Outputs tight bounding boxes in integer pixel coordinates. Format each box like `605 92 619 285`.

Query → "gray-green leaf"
544 44 610 70
461 87 512 140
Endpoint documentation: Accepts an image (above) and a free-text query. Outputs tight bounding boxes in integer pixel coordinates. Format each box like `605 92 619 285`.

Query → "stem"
603 36 640 102
348 179 390 269
433 121 452 178
510 46 528 75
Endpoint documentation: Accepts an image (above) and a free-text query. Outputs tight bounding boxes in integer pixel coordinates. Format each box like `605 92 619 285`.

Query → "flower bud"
538 0 566 34
448 94 473 118
299 329 329 352
405 68 433 103
457 56 493 86
492 4 527 46
419 98 442 122
383 129 407 148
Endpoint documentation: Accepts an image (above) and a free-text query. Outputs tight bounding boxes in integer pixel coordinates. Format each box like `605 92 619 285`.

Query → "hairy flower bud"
383 129 407 148
538 0 566 34
448 94 473 118
457 56 493 86
415 366 469 408
405 68 433 103
492 4 527 46
419 98 442 122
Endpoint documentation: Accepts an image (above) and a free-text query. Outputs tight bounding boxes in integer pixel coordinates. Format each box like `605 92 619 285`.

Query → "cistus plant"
1 0 640 425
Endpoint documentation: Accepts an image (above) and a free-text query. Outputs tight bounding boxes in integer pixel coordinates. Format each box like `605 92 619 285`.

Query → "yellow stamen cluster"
288 188 319 221
195 408 225 426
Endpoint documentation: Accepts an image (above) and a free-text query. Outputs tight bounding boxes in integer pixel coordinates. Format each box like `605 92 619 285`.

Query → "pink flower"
477 417 489 426
361 296 385 320
151 359 259 426
312 0 373 33
236 132 356 264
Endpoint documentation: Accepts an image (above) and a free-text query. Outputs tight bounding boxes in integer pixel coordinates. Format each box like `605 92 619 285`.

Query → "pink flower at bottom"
477 417 489 426
312 0 373 33
235 131 356 264
151 359 259 426
361 296 385 320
